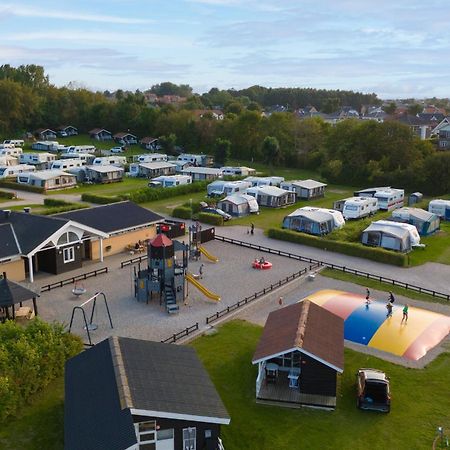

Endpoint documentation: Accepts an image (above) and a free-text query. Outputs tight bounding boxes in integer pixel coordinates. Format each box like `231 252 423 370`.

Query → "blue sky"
0 0 448 98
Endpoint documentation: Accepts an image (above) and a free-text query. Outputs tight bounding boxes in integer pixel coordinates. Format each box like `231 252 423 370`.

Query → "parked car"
356 368 391 413
202 207 232 221
110 146 125 154
58 131 68 137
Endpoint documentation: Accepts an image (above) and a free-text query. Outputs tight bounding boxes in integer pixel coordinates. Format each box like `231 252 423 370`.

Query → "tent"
391 207 440 236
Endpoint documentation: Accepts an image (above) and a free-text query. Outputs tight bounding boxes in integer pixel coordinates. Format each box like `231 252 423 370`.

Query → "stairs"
164 284 179 314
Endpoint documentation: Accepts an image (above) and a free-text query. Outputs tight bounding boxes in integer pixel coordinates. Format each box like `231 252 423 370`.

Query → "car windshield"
364 381 388 402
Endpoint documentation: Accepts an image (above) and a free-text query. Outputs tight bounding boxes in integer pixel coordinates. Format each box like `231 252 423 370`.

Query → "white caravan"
20 152 56 165
243 176 285 187
342 197 378 219
428 199 450 220
92 156 127 167
0 164 35 178
3 139 24 147
0 147 23 157
300 206 345 229
60 153 95 164
374 188 404 211
135 153 168 163
51 158 86 170
65 145 96 154
207 180 252 197
375 220 421 247
149 175 192 188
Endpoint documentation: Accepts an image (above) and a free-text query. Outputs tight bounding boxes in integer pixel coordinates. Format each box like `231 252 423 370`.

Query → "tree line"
0 65 448 195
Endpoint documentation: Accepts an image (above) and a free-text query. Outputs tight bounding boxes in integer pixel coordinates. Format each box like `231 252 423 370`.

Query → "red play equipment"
252 259 273 270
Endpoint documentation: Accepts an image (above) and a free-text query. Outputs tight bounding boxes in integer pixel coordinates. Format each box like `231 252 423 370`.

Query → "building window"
135 421 156 449
183 427 196 450
63 246 75 263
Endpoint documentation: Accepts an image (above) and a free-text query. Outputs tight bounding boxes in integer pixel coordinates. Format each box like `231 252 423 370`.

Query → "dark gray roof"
0 276 39 307
119 337 230 423
0 223 20 259
65 339 136 450
0 211 68 255
57 201 163 234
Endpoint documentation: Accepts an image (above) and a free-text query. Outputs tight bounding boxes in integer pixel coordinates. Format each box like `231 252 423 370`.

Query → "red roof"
150 233 173 248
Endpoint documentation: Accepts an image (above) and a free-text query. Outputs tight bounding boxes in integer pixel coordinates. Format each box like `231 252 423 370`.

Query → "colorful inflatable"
252 259 273 270
305 289 450 361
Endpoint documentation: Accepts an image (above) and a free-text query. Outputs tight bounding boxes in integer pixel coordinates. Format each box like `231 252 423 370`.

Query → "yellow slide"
186 273 221 302
199 246 219 262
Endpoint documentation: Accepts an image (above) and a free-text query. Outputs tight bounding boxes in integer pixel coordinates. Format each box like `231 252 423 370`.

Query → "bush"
0 180 44 193
0 319 82 421
0 190 15 199
43 203 89 215
172 206 193 219
81 193 122 204
43 198 69 207
197 212 224 226
268 228 408 267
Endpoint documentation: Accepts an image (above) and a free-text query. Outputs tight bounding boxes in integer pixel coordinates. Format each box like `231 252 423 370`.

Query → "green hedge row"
172 206 193 219
0 190 15 199
268 228 409 267
43 203 89 215
0 319 82 421
81 193 122 204
0 180 45 193
197 212 224 226
43 198 70 207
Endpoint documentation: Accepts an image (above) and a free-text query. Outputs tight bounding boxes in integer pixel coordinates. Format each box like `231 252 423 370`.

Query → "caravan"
60 153 95 164
65 145 96 154
0 164 35 178
207 180 252 197
428 199 450 220
92 156 127 167
134 153 168 163
0 147 23 158
51 158 86 170
374 189 404 211
149 175 192 188
342 197 378 219
3 139 24 147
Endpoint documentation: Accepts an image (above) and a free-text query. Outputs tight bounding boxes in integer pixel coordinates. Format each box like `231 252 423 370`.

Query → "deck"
257 372 336 409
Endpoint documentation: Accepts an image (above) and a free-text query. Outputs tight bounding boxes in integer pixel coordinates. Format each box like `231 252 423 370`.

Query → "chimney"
3 209 11 219
23 207 31 214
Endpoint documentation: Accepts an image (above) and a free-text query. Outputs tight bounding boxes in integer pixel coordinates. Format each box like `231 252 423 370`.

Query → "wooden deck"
257 372 336 409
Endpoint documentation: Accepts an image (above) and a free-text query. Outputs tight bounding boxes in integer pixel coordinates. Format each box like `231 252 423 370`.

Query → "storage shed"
408 192 423 206
391 207 440 236
283 207 344 235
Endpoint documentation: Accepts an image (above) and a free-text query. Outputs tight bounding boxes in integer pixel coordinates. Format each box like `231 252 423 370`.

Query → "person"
388 291 395 304
259 256 265 265
386 302 393 318
365 288 371 305
401 304 409 323
251 223 255 235
278 296 283 306
199 264 204 279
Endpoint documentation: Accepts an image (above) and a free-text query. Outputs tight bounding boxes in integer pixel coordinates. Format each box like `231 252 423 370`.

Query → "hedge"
268 228 409 267
43 198 70 207
197 212 224 226
43 203 89 215
0 180 45 193
0 319 82 421
81 193 122 204
172 206 193 220
0 190 15 199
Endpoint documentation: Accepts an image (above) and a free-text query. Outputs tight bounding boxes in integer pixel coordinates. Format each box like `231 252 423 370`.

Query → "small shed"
17 169 77 191
217 194 259 217
0 272 39 320
113 132 138 145
181 167 222 181
85 165 124 184
89 128 112 141
132 161 177 178
35 128 57 140
362 221 414 252
408 192 423 206
283 207 344 235
280 179 327 200
246 186 296 208
391 207 440 236
252 300 344 409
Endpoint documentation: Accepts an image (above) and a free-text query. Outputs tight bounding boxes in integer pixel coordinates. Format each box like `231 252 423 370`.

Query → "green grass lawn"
408 222 450 266
191 320 450 450
142 190 209 215
0 376 64 450
320 268 450 304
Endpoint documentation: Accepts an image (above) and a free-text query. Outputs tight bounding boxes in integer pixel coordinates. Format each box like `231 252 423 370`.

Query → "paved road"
214 224 450 295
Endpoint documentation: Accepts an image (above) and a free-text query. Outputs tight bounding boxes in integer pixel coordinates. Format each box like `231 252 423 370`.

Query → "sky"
0 0 449 98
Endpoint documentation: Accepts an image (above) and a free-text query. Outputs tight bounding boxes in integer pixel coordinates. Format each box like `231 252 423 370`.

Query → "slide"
199 246 219 262
186 273 221 302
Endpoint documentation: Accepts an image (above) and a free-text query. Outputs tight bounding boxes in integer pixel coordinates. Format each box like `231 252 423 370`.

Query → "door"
156 429 174 450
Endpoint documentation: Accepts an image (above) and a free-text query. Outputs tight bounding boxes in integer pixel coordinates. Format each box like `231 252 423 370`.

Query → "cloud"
0 3 153 24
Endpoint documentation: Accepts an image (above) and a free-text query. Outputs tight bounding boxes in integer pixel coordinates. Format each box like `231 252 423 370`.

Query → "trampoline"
305 289 450 361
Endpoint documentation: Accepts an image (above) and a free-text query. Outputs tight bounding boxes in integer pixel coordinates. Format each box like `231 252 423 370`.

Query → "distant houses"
89 128 113 141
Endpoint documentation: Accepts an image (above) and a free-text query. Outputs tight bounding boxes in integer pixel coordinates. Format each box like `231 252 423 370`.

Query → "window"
183 427 196 450
63 246 75 263
135 421 156 449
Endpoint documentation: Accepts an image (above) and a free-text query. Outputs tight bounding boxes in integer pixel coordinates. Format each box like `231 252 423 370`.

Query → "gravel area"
37 240 310 344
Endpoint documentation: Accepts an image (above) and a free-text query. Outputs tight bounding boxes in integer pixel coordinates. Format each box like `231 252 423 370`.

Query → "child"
386 302 393 318
401 304 409 323
365 288 371 305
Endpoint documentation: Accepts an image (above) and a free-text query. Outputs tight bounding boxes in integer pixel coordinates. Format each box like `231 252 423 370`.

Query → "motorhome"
92 156 127 167
3 139 24 147
207 180 252 197
19 152 56 168
243 176 285 187
149 175 192 188
60 153 95 164
65 145 96 154
354 187 391 198
51 158 86 170
0 164 35 178
428 199 450 220
0 147 23 157
134 153 168 163
341 197 378 219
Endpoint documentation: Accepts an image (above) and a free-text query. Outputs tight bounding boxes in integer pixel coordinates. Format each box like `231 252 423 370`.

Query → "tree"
407 103 422 116
225 101 243 115
261 136 282 167
247 101 261 112
214 138 231 166
159 133 177 154
384 102 397 115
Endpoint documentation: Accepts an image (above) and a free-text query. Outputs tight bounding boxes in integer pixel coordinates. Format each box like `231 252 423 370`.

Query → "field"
191 320 450 450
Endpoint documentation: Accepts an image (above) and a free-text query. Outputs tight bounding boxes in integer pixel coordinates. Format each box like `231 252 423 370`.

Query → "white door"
156 429 174 450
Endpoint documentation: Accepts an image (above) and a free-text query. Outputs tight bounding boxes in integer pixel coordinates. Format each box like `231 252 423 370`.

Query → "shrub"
81 193 122 204
268 228 408 267
172 206 193 219
0 190 15 199
0 319 83 421
0 180 44 193
43 198 69 207
197 212 224 226
43 203 89 215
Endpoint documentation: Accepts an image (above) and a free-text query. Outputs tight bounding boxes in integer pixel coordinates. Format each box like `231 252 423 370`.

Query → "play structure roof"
151 233 173 247
0 275 39 307
252 300 344 372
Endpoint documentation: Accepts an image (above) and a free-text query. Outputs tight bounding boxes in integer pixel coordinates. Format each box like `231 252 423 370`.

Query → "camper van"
149 175 192 188
3 139 24 147
51 158 86 170
342 197 378 219
0 147 23 157
374 189 404 211
65 145 96 154
135 153 168 163
207 180 252 197
428 199 450 220
92 156 127 167
0 164 35 178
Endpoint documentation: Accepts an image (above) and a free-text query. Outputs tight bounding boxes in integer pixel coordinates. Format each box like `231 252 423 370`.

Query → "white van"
374 188 404 211
0 164 35 178
3 139 24 147
65 145 96 154
93 156 127 167
0 147 23 157
342 197 378 219
51 158 86 170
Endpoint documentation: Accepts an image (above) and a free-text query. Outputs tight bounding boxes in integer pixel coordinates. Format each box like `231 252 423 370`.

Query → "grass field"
191 320 450 450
